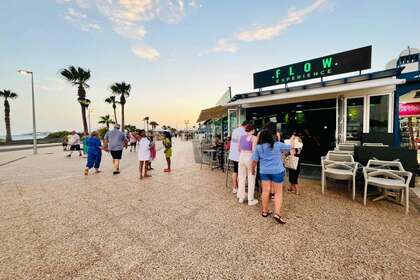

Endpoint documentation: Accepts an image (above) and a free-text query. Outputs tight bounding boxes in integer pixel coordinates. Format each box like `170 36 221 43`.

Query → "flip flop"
261 211 273 217
273 214 287 224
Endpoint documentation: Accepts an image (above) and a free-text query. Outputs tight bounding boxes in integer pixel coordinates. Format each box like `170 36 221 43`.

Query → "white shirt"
138 137 151 161
228 126 246 162
70 134 80 145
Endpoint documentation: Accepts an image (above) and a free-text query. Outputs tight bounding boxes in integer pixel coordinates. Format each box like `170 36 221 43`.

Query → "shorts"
233 161 238 173
70 144 80 151
165 148 172 158
260 172 285 183
110 150 123 160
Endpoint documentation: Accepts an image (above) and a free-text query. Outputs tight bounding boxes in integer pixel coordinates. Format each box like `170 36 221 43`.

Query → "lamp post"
18 69 37 155
87 108 94 133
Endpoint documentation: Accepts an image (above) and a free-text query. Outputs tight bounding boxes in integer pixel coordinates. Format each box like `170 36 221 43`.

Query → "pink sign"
400 102 420 117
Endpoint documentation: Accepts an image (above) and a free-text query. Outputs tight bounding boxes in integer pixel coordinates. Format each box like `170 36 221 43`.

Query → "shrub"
46 131 71 139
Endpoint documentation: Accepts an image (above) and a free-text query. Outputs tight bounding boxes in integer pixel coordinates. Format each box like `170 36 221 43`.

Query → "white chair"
363 160 413 214
321 151 359 200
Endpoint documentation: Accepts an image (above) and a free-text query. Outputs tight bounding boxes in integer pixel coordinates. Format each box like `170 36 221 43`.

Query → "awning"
226 77 406 108
196 105 227 123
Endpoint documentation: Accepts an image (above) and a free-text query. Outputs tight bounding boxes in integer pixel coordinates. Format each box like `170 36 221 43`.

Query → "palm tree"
0 90 18 144
98 114 115 129
110 82 130 131
60 66 91 134
104 96 119 124
150 121 159 132
143 116 150 132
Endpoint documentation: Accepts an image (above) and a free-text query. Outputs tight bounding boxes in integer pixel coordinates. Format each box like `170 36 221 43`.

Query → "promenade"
1 140 419 279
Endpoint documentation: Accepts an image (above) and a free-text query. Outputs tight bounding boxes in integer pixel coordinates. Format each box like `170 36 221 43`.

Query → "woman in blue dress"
84 131 102 175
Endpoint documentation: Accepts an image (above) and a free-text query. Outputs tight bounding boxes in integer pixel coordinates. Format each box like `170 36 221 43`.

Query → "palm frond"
0 90 18 99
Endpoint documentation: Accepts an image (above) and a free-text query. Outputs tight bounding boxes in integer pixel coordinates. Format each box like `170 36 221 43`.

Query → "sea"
0 132 49 141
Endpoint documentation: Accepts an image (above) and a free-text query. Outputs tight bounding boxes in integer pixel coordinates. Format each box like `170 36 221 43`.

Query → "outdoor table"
201 149 218 169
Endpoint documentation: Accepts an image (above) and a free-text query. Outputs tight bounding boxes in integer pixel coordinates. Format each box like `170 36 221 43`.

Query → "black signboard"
253 46 372 89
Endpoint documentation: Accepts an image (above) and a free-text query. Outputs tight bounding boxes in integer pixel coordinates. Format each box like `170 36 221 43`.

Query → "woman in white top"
137 129 151 179
287 132 303 194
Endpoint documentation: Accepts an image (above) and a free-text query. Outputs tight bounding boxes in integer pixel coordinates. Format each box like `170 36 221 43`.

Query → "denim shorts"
260 172 285 183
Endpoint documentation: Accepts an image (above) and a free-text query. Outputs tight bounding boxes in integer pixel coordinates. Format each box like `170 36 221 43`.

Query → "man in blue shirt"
104 124 127 175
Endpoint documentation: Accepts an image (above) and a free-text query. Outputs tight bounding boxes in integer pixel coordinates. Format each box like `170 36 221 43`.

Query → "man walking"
228 121 247 195
104 124 127 175
67 131 82 157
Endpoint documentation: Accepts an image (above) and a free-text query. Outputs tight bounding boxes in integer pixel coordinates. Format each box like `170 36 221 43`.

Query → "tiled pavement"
0 140 419 279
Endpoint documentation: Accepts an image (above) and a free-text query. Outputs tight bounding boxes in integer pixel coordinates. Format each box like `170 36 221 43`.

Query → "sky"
1 0 420 135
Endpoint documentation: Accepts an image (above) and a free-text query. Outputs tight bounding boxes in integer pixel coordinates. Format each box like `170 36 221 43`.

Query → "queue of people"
63 124 173 178
228 121 303 225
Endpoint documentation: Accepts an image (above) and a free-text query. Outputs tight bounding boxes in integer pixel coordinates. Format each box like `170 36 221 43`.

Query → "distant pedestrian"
67 131 82 157
82 132 89 157
84 131 102 175
252 130 293 224
148 135 156 170
137 129 151 179
103 124 127 175
163 131 172 172
129 132 137 152
62 135 68 151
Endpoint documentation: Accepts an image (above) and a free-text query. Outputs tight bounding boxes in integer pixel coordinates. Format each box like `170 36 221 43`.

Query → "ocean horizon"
0 132 50 141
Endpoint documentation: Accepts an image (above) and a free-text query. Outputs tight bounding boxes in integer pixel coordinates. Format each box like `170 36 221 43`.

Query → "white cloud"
131 45 160 60
64 7 101 32
209 0 327 53
211 39 238 53
57 0 199 60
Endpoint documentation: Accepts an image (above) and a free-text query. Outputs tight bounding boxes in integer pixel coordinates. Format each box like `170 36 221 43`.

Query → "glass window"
369 95 389 133
346 97 364 141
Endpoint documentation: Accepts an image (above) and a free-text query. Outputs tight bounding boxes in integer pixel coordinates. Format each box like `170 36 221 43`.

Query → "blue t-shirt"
104 128 125 151
87 136 101 154
252 142 291 174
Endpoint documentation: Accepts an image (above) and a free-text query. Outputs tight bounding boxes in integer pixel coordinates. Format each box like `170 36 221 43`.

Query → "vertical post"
31 72 38 155
88 108 91 133
393 89 400 147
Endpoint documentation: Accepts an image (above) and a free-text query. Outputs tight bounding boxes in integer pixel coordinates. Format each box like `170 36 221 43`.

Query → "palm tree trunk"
81 104 88 134
113 105 118 124
121 104 125 132
4 99 12 144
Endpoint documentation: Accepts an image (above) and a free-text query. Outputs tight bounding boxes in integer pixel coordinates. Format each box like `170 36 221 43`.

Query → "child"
84 131 102 175
129 132 137 152
163 131 172 172
137 130 151 179
148 135 156 170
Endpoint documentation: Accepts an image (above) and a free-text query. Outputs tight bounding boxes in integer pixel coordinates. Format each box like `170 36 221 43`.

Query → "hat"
114 124 121 129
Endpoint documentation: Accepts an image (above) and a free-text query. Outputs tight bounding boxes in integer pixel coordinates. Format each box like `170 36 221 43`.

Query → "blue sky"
1 0 419 134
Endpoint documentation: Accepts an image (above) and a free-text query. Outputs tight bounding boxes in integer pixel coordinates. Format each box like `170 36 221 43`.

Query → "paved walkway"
0 140 419 279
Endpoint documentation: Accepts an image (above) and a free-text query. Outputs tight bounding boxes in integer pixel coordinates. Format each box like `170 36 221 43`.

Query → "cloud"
209 0 327 53
131 45 160 60
57 0 201 60
211 39 238 53
64 7 101 32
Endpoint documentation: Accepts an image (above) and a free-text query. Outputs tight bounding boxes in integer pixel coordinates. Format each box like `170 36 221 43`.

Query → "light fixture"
296 110 303 113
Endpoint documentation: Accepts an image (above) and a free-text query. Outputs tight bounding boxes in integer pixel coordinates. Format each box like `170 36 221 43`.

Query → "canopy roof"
196 105 227 123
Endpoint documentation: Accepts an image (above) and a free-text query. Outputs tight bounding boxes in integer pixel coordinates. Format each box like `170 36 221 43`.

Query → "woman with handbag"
287 132 303 194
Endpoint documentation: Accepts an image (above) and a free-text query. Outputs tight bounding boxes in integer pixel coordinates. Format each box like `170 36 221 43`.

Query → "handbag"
284 155 299 170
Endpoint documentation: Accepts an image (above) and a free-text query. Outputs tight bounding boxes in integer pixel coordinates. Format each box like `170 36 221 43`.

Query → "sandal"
261 211 273 217
273 214 287 224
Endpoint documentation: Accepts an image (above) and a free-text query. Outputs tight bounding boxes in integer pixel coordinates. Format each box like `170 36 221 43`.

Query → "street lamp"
18 69 37 155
